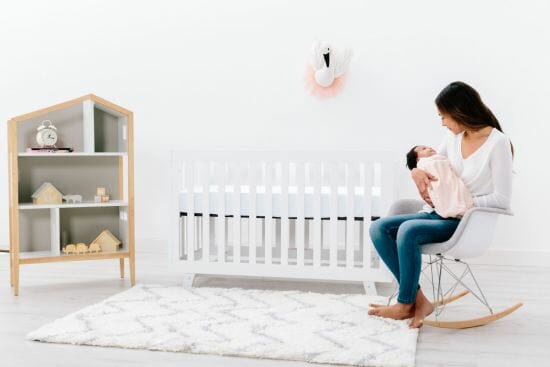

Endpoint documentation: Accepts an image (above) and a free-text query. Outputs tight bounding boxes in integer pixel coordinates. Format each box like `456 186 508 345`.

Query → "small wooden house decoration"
90 229 121 252
32 182 63 205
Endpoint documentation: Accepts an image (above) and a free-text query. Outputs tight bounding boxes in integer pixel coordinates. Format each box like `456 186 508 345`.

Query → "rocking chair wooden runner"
382 199 523 329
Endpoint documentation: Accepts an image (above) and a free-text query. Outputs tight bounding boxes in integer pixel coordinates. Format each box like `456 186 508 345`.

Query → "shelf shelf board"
18 152 127 157
19 250 56 259
19 251 130 264
19 200 128 210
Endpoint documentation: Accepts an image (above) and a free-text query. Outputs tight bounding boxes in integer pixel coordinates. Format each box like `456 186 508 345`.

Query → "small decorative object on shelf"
32 182 63 205
63 242 102 255
94 187 110 203
88 243 101 253
62 194 82 204
36 120 58 148
25 147 74 153
90 229 121 252
62 244 76 255
75 243 88 254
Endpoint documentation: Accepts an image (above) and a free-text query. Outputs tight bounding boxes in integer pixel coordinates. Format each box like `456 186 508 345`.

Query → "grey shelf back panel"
18 156 119 203
16 103 84 152
19 209 51 252
60 207 123 248
94 107 128 152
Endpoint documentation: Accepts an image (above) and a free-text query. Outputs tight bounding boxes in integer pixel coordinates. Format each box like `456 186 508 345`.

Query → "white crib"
170 151 400 294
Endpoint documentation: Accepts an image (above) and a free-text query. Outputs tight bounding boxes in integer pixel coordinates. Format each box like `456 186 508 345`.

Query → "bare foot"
409 289 435 328
368 302 385 308
368 302 415 320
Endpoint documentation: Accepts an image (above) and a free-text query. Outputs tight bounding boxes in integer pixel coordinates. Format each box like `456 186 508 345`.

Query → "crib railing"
170 151 400 286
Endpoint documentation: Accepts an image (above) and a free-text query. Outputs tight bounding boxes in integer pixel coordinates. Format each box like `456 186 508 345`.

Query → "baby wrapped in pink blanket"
406 145 474 218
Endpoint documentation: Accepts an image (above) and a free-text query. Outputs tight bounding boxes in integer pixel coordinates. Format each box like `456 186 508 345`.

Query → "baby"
406 145 474 218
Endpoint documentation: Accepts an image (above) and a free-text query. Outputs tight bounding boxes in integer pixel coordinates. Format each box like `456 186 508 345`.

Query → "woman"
368 81 514 328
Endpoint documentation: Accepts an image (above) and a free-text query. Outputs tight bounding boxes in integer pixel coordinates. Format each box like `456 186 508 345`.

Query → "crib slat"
201 162 210 262
265 161 273 264
363 162 374 268
217 162 226 263
185 161 195 262
346 162 355 268
249 161 257 264
178 160 185 259
329 162 338 268
296 161 305 266
281 161 289 265
380 160 395 219
312 162 321 267
233 162 241 263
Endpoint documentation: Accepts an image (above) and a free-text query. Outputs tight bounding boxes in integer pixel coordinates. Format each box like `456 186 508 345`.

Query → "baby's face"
416 145 437 159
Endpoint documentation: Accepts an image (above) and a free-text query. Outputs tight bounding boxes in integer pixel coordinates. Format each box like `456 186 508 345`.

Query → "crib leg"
321 220 324 247
196 215 201 252
180 215 186 259
182 273 196 288
363 281 379 296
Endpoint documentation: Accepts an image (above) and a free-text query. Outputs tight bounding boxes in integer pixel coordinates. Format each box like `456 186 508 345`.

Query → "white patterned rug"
28 284 418 367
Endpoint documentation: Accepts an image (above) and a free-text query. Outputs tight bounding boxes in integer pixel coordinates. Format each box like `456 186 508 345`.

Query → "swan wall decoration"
305 40 353 98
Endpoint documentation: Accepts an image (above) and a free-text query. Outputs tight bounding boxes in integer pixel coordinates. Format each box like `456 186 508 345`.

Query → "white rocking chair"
383 198 523 329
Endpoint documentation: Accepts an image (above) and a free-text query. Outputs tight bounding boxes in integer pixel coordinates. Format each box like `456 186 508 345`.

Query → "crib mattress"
179 185 382 218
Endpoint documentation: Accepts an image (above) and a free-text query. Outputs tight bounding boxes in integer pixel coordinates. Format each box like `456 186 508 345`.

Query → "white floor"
1 252 549 367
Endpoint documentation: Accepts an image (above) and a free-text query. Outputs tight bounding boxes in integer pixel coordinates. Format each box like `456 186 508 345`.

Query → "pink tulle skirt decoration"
304 64 347 98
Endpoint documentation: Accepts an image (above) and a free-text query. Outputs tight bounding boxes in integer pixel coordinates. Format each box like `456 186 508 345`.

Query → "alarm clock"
36 120 58 148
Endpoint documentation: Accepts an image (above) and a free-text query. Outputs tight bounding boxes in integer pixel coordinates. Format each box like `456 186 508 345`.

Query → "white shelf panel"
18 152 127 157
19 200 128 210
19 250 56 259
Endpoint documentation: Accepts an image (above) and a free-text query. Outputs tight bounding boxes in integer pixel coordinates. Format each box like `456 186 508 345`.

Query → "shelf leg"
10 251 14 287
13 261 19 296
129 255 136 286
119 258 125 279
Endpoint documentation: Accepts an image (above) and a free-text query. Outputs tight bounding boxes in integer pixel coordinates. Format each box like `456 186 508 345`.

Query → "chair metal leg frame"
439 257 493 314
385 283 399 306
371 261 467 308
421 254 523 329
427 255 472 318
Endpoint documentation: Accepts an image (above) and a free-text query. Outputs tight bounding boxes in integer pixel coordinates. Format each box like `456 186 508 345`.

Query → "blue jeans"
369 211 460 304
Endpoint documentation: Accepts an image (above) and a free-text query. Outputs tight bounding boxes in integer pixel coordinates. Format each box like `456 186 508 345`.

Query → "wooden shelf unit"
7 94 135 295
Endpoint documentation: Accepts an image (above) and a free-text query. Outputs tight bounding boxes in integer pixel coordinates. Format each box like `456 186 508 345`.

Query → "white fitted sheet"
179 185 382 218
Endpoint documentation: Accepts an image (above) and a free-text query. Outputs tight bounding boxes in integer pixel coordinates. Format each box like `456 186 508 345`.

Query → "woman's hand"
411 168 438 207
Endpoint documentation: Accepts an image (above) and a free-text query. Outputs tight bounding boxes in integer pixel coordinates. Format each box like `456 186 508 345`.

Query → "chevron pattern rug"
28 284 418 367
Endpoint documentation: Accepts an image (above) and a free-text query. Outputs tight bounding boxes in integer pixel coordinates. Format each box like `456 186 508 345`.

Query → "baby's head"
406 145 437 170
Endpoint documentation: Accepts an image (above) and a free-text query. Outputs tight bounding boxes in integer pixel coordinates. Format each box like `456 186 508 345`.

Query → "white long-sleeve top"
421 127 514 213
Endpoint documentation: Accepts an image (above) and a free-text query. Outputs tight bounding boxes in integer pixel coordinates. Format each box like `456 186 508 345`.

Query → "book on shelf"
25 147 74 153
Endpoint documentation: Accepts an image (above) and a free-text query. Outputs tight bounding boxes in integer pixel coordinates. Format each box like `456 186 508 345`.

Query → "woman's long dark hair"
435 81 514 157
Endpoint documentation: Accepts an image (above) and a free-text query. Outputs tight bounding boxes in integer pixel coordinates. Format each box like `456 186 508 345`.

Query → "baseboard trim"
464 249 550 267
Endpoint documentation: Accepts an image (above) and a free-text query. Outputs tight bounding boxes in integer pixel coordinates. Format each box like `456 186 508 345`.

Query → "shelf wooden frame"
7 94 135 295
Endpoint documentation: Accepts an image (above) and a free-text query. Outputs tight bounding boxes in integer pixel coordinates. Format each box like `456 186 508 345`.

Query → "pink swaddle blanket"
417 154 474 218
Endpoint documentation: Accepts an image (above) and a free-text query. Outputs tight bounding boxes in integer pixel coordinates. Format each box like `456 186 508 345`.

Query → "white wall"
1 1 549 263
